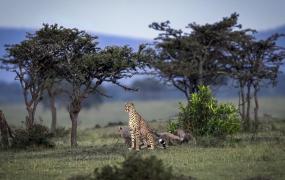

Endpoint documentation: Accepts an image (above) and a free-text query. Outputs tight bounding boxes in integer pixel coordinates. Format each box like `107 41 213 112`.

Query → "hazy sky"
0 0 284 38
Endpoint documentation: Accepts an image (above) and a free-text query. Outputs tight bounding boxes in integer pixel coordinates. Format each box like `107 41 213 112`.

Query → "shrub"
68 154 194 180
11 124 54 149
10 129 30 149
53 127 70 138
178 86 240 137
207 103 240 137
105 121 125 128
167 120 179 133
114 154 173 180
93 124 101 129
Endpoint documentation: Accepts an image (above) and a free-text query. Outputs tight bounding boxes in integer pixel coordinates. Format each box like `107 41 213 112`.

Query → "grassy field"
1 97 285 128
0 120 284 180
0 100 180 128
0 98 285 180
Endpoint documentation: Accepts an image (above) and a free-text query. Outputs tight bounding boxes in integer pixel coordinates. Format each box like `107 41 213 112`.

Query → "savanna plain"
0 98 284 180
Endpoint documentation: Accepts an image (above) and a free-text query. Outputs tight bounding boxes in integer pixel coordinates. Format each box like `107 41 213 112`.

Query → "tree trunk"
48 89 57 134
245 82 251 131
253 84 259 133
70 111 79 147
239 82 246 126
69 101 81 147
26 105 36 129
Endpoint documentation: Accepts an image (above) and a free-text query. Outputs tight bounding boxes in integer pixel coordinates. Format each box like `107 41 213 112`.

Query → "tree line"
1 13 284 146
1 24 139 146
140 13 285 132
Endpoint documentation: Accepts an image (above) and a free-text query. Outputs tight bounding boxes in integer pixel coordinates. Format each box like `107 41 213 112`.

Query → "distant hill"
255 25 285 46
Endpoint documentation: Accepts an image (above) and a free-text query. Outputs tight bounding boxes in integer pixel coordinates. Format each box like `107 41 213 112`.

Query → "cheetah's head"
124 102 134 112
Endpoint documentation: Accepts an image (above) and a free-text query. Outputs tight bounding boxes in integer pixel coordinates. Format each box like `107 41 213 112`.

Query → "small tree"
2 30 57 128
58 45 135 146
226 31 255 130
53 31 137 146
227 32 285 131
2 24 138 146
247 34 285 131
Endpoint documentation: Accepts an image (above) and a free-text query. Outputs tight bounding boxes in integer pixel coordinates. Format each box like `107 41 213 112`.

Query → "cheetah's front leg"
135 128 141 151
147 133 155 150
130 129 135 150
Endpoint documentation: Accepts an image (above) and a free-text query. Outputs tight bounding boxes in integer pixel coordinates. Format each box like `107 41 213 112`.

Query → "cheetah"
124 102 155 150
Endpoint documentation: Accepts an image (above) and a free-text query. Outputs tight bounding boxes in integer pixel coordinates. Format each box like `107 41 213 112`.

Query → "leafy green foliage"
207 103 241 136
167 120 179 133
178 86 240 136
11 124 54 149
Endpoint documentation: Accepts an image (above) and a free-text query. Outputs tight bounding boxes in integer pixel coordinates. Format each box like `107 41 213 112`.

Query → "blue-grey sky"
0 0 284 39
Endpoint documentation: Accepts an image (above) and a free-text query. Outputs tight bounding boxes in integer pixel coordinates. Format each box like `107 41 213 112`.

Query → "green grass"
0 99 285 180
0 120 285 180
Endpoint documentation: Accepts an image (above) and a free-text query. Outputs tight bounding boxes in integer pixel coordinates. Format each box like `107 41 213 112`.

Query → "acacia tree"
227 31 285 131
36 25 138 146
247 34 285 131
57 45 136 146
2 31 57 128
33 24 74 133
226 31 255 130
2 25 138 146
17 24 137 146
145 13 243 99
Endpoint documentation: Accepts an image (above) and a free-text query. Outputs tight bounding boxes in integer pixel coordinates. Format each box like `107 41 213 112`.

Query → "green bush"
68 154 194 180
167 120 179 133
94 154 173 180
178 86 240 137
207 103 240 137
11 124 54 149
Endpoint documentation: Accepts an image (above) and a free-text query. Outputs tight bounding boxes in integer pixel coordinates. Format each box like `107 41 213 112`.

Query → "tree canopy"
2 24 138 146
144 13 247 98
